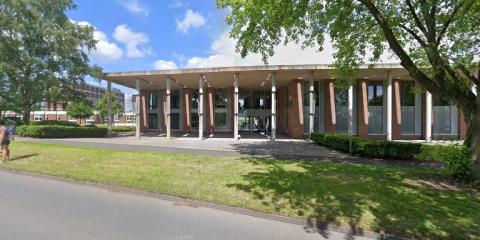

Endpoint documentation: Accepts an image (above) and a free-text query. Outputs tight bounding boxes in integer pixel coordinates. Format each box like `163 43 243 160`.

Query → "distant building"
23 82 134 126
42 83 125 111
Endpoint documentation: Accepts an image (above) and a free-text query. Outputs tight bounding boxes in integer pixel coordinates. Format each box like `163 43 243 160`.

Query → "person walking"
0 119 11 162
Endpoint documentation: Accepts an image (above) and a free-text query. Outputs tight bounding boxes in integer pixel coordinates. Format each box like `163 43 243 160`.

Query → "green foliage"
0 0 103 122
66 101 93 121
218 1 480 180
16 125 106 138
95 95 124 118
30 120 79 127
311 132 473 179
439 144 472 180
311 132 421 160
95 124 135 132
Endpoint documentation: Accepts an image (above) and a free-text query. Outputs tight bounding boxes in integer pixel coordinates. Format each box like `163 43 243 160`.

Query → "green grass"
2 141 479 239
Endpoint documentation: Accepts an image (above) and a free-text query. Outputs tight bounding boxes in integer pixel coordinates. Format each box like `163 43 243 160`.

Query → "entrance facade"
106 64 468 141
238 90 271 132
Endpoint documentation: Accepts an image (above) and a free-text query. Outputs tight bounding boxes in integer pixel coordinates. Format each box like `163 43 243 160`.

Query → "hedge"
95 124 136 132
30 120 80 127
16 125 107 138
311 132 472 179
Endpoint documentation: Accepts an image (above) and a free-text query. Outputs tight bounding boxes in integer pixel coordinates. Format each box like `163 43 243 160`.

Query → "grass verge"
2 141 479 239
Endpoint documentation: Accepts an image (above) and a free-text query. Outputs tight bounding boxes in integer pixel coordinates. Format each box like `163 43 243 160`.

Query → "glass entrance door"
238 90 271 132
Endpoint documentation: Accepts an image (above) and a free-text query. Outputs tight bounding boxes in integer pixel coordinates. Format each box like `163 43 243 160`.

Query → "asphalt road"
0 170 370 240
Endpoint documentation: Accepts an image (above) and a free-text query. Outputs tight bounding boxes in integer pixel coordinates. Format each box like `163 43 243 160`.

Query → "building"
105 64 469 141
42 82 125 111
26 82 133 126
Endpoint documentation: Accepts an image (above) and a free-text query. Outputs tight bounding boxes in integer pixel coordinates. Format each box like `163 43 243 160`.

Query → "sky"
67 0 396 110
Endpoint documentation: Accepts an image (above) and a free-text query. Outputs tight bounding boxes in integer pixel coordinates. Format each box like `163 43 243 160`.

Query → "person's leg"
5 145 9 161
1 145 6 161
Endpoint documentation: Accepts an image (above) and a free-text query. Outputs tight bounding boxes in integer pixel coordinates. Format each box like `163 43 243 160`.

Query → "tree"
217 0 480 178
0 0 102 124
96 95 124 124
66 101 93 125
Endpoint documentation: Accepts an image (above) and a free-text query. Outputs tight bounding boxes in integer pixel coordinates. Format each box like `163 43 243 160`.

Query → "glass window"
368 83 383 106
401 82 415 106
401 82 416 134
148 113 158 129
433 95 455 134
171 113 180 129
215 112 227 128
34 114 44 121
148 93 158 110
192 90 200 109
215 89 228 109
335 90 348 133
368 82 384 134
171 90 180 109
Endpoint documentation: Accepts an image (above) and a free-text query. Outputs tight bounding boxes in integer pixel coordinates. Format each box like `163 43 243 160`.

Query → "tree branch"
358 0 439 94
436 1 472 45
457 64 480 86
405 0 428 37
398 24 428 48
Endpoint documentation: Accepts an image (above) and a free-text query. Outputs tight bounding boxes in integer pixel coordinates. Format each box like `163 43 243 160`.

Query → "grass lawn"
2 141 479 239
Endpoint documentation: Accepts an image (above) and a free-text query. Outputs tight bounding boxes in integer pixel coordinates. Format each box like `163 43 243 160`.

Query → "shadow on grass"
8 154 38 162
228 157 480 239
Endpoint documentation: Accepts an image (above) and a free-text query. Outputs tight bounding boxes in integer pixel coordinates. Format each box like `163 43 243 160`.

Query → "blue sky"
67 0 395 104
68 0 229 95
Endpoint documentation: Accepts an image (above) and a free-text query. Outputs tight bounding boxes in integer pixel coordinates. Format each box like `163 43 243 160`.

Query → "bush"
310 133 473 177
30 120 79 127
17 125 107 138
95 124 136 132
438 144 472 180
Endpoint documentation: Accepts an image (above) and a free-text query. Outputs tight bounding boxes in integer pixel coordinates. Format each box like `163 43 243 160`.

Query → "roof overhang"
105 63 412 91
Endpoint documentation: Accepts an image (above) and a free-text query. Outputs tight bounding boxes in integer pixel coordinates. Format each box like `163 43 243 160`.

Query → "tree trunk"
23 108 31 124
465 110 480 179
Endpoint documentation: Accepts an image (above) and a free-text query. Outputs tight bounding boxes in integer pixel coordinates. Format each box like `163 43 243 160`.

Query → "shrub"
438 144 472 180
30 120 79 127
17 125 107 138
95 124 136 132
311 132 472 168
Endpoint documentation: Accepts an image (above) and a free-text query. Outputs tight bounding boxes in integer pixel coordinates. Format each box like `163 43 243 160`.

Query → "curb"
0 168 411 240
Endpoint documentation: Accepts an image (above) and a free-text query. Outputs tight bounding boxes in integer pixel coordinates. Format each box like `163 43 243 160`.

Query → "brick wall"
287 79 304 138
357 79 369 138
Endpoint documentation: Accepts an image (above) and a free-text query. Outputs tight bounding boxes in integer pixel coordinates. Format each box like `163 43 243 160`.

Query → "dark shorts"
1 140 10 146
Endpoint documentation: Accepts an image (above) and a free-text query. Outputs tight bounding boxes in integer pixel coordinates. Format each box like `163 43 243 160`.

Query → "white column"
347 85 354 136
425 91 432 142
198 75 204 140
107 80 113 137
309 72 315 137
166 78 171 139
135 79 141 139
233 73 239 140
386 72 393 141
271 72 277 142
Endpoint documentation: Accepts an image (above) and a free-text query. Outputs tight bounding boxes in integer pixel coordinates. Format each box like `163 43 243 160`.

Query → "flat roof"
105 63 412 90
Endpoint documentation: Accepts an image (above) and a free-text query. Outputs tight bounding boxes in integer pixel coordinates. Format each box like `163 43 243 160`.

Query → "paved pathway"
0 170 373 240
20 136 442 167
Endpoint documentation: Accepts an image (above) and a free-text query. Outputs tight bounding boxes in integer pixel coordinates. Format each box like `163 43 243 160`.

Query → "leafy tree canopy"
0 0 103 123
66 101 93 121
217 0 480 178
96 95 124 118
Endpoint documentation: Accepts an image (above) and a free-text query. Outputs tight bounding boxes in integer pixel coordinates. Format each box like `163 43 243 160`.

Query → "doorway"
238 90 271 132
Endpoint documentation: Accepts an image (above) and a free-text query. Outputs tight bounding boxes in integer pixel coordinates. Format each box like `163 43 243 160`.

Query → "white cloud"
72 20 124 61
176 10 206 33
169 0 185 8
185 31 398 69
117 0 149 16
113 24 151 58
153 60 178 70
